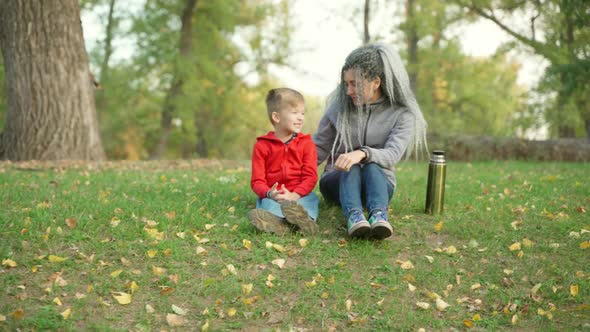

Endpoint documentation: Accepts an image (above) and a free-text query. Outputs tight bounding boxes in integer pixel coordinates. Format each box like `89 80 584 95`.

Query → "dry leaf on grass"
272 259 285 269
166 313 186 327
112 292 131 305
2 258 17 268
60 308 72 320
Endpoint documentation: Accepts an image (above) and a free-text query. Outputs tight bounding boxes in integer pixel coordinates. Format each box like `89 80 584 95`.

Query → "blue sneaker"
368 210 393 240
347 210 370 238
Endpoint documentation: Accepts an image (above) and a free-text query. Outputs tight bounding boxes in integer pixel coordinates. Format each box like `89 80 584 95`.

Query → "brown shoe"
247 209 291 235
280 201 318 235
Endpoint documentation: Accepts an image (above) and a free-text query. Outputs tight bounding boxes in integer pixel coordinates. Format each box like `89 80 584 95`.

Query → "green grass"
0 160 588 331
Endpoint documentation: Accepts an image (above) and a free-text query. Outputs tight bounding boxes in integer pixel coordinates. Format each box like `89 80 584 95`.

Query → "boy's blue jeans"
319 163 394 219
256 192 319 220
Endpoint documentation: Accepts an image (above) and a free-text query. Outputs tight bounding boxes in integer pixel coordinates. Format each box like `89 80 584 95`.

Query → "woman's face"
343 69 382 106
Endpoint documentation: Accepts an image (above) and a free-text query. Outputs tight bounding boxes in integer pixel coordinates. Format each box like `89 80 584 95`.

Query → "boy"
248 88 319 235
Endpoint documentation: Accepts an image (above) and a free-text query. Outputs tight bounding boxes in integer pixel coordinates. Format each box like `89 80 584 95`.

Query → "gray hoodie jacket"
313 97 415 188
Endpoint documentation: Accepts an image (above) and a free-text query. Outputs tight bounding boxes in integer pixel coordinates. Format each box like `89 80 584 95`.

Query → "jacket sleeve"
292 138 318 196
361 111 414 169
313 113 336 165
250 141 270 198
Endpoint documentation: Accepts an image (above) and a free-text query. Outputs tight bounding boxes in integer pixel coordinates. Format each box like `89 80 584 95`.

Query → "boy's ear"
271 111 280 124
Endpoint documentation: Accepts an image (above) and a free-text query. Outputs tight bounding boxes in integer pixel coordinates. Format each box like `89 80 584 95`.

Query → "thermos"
425 150 446 214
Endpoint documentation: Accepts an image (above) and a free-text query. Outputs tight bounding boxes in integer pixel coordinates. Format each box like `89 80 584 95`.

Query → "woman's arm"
313 113 337 165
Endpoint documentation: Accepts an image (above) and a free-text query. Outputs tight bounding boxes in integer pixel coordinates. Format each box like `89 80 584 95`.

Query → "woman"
314 42 427 239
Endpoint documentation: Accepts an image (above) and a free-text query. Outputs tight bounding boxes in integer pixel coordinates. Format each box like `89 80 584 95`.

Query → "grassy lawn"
0 160 588 331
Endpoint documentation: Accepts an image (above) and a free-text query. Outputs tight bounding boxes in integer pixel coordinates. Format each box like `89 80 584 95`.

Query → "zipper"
363 106 372 146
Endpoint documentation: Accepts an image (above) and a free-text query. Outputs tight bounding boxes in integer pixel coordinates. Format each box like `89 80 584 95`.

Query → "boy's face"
272 103 305 135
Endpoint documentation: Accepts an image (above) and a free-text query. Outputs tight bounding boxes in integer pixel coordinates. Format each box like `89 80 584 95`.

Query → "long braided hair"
327 42 428 160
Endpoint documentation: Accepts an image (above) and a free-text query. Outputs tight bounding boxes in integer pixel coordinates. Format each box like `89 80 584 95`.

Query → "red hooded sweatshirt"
250 132 318 199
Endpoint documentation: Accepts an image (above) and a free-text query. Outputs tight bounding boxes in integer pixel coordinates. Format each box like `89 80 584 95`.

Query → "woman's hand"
334 150 366 171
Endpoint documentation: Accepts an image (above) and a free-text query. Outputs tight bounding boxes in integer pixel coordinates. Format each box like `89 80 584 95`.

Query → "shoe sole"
247 209 290 235
371 221 393 240
348 221 371 238
280 201 319 235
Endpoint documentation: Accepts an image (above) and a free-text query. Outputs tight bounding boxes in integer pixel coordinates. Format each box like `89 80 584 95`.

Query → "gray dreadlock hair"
327 42 428 160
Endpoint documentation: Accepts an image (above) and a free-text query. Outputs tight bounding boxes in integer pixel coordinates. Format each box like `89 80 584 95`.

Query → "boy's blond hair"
265 88 305 124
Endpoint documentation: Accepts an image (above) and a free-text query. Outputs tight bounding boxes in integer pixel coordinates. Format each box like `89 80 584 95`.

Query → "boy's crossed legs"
248 193 319 235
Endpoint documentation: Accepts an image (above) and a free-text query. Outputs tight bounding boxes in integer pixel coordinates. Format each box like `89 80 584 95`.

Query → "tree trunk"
96 0 117 112
0 0 105 161
150 0 198 159
363 0 371 44
405 0 419 94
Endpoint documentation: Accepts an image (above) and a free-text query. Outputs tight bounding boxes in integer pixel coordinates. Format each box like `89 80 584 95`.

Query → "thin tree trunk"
363 0 371 44
100 0 116 83
405 0 419 94
96 0 117 112
0 0 105 161
150 0 198 159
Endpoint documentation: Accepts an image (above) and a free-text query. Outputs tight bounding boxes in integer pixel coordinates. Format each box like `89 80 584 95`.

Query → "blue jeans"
319 163 394 219
256 192 319 220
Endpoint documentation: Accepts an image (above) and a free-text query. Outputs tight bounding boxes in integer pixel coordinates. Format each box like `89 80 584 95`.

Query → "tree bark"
150 0 198 159
405 0 419 94
363 0 371 44
0 0 105 161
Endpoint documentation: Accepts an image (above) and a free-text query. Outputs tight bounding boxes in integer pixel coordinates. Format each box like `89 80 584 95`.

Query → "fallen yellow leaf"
242 296 259 305
523 238 534 247
110 269 123 278
570 284 579 297
242 283 253 294
345 299 352 312
147 250 158 258
463 319 473 328
242 239 252 250
416 302 430 310
172 304 188 315
272 259 286 269
299 239 308 248
60 307 72 320
509 242 521 251
227 308 237 317
128 281 139 294
434 222 443 232
166 313 186 326
226 264 237 275
435 298 450 311
2 258 17 268
272 244 286 252
396 260 415 270
112 292 131 305
152 266 167 276
48 255 67 263
580 241 590 249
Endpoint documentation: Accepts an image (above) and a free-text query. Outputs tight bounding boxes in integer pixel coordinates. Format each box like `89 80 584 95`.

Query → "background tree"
0 0 105 160
455 0 590 139
394 0 526 136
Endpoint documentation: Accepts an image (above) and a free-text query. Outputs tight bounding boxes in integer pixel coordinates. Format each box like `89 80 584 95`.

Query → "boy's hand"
275 185 301 201
267 182 282 200
334 150 366 171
